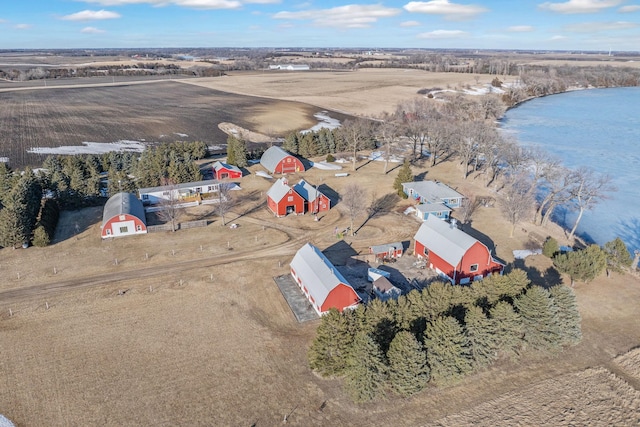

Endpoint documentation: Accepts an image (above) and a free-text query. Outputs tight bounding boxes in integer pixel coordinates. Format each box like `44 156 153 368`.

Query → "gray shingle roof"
416 203 451 214
369 242 403 255
102 192 146 227
413 216 478 267
402 181 464 203
290 243 358 308
260 146 291 173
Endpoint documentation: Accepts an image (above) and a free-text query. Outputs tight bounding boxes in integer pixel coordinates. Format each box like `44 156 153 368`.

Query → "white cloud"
79 0 245 8
618 5 640 12
400 20 421 27
417 29 468 38
81 26 106 33
403 0 487 20
539 0 622 14
564 20 638 32
273 4 401 29
14 23 32 29
550 35 568 40
507 25 534 32
61 10 121 21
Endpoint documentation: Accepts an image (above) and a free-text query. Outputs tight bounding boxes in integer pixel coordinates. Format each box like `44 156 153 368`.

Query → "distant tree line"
308 269 581 402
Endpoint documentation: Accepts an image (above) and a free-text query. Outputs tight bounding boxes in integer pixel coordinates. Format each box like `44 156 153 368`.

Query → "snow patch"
513 249 542 259
174 132 189 138
368 151 403 163
0 415 15 427
301 111 341 134
256 171 272 179
27 140 147 155
310 161 342 170
403 206 416 215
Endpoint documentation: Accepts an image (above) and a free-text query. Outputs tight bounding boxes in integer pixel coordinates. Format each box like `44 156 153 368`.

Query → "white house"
138 180 220 205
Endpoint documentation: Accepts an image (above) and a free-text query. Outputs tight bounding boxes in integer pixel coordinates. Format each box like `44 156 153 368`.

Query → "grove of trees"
308 269 582 402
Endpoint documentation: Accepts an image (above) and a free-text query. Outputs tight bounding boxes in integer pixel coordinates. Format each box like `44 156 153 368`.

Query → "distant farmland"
0 80 330 168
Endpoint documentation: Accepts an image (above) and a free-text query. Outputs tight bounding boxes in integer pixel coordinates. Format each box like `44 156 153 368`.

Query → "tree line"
0 141 207 248
308 269 581 402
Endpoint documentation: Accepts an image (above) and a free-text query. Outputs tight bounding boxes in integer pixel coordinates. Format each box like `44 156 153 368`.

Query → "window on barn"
120 226 129 233
423 247 429 256
470 264 479 272
136 225 142 231
288 196 293 202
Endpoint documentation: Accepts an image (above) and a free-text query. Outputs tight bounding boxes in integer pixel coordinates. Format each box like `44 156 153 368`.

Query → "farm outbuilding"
413 216 504 284
266 177 306 217
290 243 361 315
292 179 330 214
212 161 242 180
138 180 220 205
260 146 305 174
403 180 464 221
369 242 404 260
101 192 147 239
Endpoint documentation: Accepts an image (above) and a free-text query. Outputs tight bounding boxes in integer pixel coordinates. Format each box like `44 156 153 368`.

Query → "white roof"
402 181 464 202
266 177 292 203
260 146 291 173
293 179 322 201
370 242 403 254
213 161 241 174
290 243 358 308
413 215 478 267
138 179 219 195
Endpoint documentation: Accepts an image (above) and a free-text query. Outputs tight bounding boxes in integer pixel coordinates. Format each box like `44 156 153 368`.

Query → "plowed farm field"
0 80 332 168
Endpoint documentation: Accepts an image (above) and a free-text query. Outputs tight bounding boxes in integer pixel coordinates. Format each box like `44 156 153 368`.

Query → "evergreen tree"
362 298 397 354
393 160 413 198
308 308 355 377
32 224 50 247
424 316 473 386
464 305 498 369
489 301 523 358
549 285 582 345
422 281 456 321
231 137 249 168
553 244 607 286
282 132 299 155
387 330 429 397
0 162 16 206
343 332 387 403
602 237 632 276
513 286 561 351
542 236 560 258
226 135 238 166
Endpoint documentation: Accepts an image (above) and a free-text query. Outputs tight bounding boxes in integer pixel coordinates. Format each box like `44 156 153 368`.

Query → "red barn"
101 192 147 238
292 179 330 214
260 146 305 174
266 177 305 217
212 161 242 179
413 216 503 284
290 243 361 315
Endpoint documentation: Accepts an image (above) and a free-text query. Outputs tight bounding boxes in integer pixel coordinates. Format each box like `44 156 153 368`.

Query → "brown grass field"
1 154 640 426
1 63 640 425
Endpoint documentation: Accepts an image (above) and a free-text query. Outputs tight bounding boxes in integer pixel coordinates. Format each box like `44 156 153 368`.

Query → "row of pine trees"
308 269 581 402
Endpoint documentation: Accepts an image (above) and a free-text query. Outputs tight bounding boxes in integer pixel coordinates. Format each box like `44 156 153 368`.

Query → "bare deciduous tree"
498 174 535 237
157 180 183 232
339 118 373 172
216 182 235 226
458 194 482 226
568 168 615 240
340 183 368 236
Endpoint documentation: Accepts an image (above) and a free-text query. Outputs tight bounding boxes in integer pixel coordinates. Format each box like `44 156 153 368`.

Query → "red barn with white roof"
414 216 503 284
266 177 305 217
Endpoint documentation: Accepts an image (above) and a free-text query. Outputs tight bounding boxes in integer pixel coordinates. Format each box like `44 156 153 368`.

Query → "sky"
1 0 639 50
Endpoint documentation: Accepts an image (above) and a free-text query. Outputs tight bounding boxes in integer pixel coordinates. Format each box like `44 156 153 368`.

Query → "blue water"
500 87 640 250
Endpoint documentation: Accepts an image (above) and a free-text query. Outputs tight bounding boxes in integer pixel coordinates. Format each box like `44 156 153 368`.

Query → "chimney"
450 218 457 229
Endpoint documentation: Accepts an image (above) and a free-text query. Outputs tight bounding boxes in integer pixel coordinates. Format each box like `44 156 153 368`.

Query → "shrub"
542 236 559 258
326 153 336 162
32 225 50 247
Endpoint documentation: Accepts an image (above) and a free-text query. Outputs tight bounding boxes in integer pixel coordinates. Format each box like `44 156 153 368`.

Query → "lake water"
500 87 640 251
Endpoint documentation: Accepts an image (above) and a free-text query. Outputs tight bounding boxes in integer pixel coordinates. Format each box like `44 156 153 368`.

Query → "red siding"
268 189 305 217
321 283 360 313
307 194 330 213
274 156 305 174
214 167 242 180
101 214 147 238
